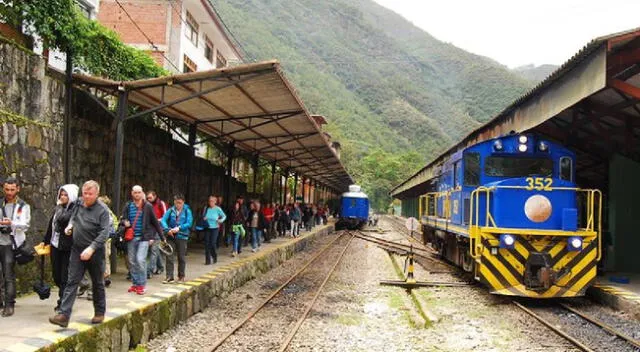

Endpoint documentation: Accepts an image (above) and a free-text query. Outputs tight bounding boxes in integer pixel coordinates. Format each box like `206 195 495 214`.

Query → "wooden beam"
608 79 640 100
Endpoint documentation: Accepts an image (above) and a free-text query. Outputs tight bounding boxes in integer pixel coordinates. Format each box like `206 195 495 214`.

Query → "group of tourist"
0 177 330 328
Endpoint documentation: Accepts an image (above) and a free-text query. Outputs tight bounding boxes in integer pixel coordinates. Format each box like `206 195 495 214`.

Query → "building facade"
97 0 243 73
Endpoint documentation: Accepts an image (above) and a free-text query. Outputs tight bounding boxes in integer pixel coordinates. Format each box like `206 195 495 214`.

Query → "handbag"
33 255 50 300
11 236 35 265
124 205 142 242
195 208 209 231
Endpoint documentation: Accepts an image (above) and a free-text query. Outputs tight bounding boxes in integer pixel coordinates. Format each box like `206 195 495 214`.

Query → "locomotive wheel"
462 250 475 272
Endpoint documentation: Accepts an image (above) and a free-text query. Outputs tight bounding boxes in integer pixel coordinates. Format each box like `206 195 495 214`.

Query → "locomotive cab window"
453 161 460 188
560 157 572 181
484 156 553 177
463 152 480 186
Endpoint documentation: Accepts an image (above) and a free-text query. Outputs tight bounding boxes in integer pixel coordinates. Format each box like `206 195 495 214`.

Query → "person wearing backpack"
0 177 31 317
290 203 302 238
42 184 79 312
161 194 193 283
121 185 163 295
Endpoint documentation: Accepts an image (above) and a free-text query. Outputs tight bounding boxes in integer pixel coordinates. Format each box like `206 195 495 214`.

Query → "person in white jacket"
0 177 31 317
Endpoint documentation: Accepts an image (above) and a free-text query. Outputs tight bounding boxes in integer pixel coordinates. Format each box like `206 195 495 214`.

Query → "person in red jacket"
146 191 167 276
262 203 274 243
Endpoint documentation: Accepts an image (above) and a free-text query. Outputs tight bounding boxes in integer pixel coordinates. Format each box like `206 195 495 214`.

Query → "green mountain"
214 0 533 209
512 64 559 83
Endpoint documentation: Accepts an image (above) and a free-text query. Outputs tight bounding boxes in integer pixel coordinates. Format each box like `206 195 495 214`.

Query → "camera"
0 226 11 234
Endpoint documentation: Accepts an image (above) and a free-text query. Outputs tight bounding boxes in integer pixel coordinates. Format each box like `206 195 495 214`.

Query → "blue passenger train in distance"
336 184 369 230
419 133 602 298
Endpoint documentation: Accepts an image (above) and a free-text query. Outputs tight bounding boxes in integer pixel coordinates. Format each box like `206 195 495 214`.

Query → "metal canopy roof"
73 60 353 192
391 27 640 198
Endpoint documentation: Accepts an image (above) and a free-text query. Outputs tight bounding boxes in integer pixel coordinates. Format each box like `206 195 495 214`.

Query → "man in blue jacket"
161 194 193 283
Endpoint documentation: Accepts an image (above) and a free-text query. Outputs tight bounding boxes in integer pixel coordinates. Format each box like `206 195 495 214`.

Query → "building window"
204 36 214 63
185 11 199 47
183 55 197 73
216 50 227 68
75 0 94 18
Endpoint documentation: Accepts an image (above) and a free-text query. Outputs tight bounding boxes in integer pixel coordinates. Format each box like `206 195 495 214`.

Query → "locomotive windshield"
484 156 553 177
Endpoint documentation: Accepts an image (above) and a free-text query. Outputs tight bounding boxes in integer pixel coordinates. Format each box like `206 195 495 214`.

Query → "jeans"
147 234 163 274
166 237 187 279
50 246 71 307
127 237 150 287
251 228 262 249
204 228 219 264
232 231 242 253
0 245 16 306
59 246 106 318
290 220 300 237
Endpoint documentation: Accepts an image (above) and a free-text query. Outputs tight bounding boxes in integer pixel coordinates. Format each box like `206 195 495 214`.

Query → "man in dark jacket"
49 180 109 327
121 185 163 295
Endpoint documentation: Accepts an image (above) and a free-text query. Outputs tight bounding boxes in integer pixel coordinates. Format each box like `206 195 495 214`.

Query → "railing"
468 185 602 260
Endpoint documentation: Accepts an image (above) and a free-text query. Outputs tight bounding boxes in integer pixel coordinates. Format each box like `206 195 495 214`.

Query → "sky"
373 0 640 68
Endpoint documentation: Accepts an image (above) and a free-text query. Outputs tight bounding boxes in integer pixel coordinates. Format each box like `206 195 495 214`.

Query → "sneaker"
128 285 138 293
251 248 257 253
162 278 175 284
231 252 237 257
177 277 186 282
136 286 146 295
49 314 69 328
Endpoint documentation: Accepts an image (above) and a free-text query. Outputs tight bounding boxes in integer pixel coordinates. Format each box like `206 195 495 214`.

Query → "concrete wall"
0 41 247 293
608 154 640 272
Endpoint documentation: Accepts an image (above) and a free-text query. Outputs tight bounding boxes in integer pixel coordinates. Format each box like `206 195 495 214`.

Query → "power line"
113 0 182 72
207 0 253 62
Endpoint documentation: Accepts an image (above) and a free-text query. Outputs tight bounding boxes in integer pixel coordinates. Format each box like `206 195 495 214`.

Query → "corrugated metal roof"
391 27 640 197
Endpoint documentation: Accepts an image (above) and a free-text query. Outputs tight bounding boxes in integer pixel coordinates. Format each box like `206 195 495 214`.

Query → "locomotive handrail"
468 185 603 261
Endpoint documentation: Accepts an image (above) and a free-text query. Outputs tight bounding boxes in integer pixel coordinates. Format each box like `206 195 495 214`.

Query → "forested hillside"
214 0 534 209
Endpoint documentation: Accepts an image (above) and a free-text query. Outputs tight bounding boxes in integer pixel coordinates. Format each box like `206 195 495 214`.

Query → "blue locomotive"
419 133 602 298
336 185 369 230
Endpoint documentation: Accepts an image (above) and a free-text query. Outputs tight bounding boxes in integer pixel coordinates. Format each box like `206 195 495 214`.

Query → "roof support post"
224 142 235 212
112 89 128 274
269 161 277 204
251 154 259 194
293 173 299 203
63 50 73 184
304 177 309 204
185 123 197 204
282 168 290 205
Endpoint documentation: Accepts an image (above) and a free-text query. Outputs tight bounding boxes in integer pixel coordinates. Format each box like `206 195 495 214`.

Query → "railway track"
513 300 640 352
353 229 458 271
204 231 354 352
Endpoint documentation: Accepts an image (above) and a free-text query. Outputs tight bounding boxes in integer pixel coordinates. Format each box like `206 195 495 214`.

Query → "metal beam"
113 90 128 218
215 112 300 139
235 131 314 143
64 51 73 184
185 124 197 203
124 71 272 121
194 110 303 125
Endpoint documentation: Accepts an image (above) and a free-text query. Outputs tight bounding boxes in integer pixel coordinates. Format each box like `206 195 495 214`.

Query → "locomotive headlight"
519 135 528 144
538 141 548 152
568 236 583 251
493 139 503 151
500 234 515 249
518 144 528 152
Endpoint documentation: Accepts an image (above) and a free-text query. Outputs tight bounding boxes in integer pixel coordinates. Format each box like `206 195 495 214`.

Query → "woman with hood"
42 184 79 312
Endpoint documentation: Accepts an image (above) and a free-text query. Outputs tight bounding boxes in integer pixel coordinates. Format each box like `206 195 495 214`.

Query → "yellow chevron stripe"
500 250 525 274
479 264 505 290
549 241 565 258
514 241 529 259
482 253 520 286
566 266 597 295
556 249 596 286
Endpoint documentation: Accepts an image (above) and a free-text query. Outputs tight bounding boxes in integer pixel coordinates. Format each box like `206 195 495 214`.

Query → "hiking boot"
91 315 104 324
128 285 138 293
49 314 69 328
1 306 14 317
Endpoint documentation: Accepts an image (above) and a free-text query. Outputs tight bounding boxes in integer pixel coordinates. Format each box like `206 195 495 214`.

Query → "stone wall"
0 41 247 293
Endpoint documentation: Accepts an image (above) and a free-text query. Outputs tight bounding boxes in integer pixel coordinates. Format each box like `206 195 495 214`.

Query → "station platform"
588 273 640 319
0 224 334 352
